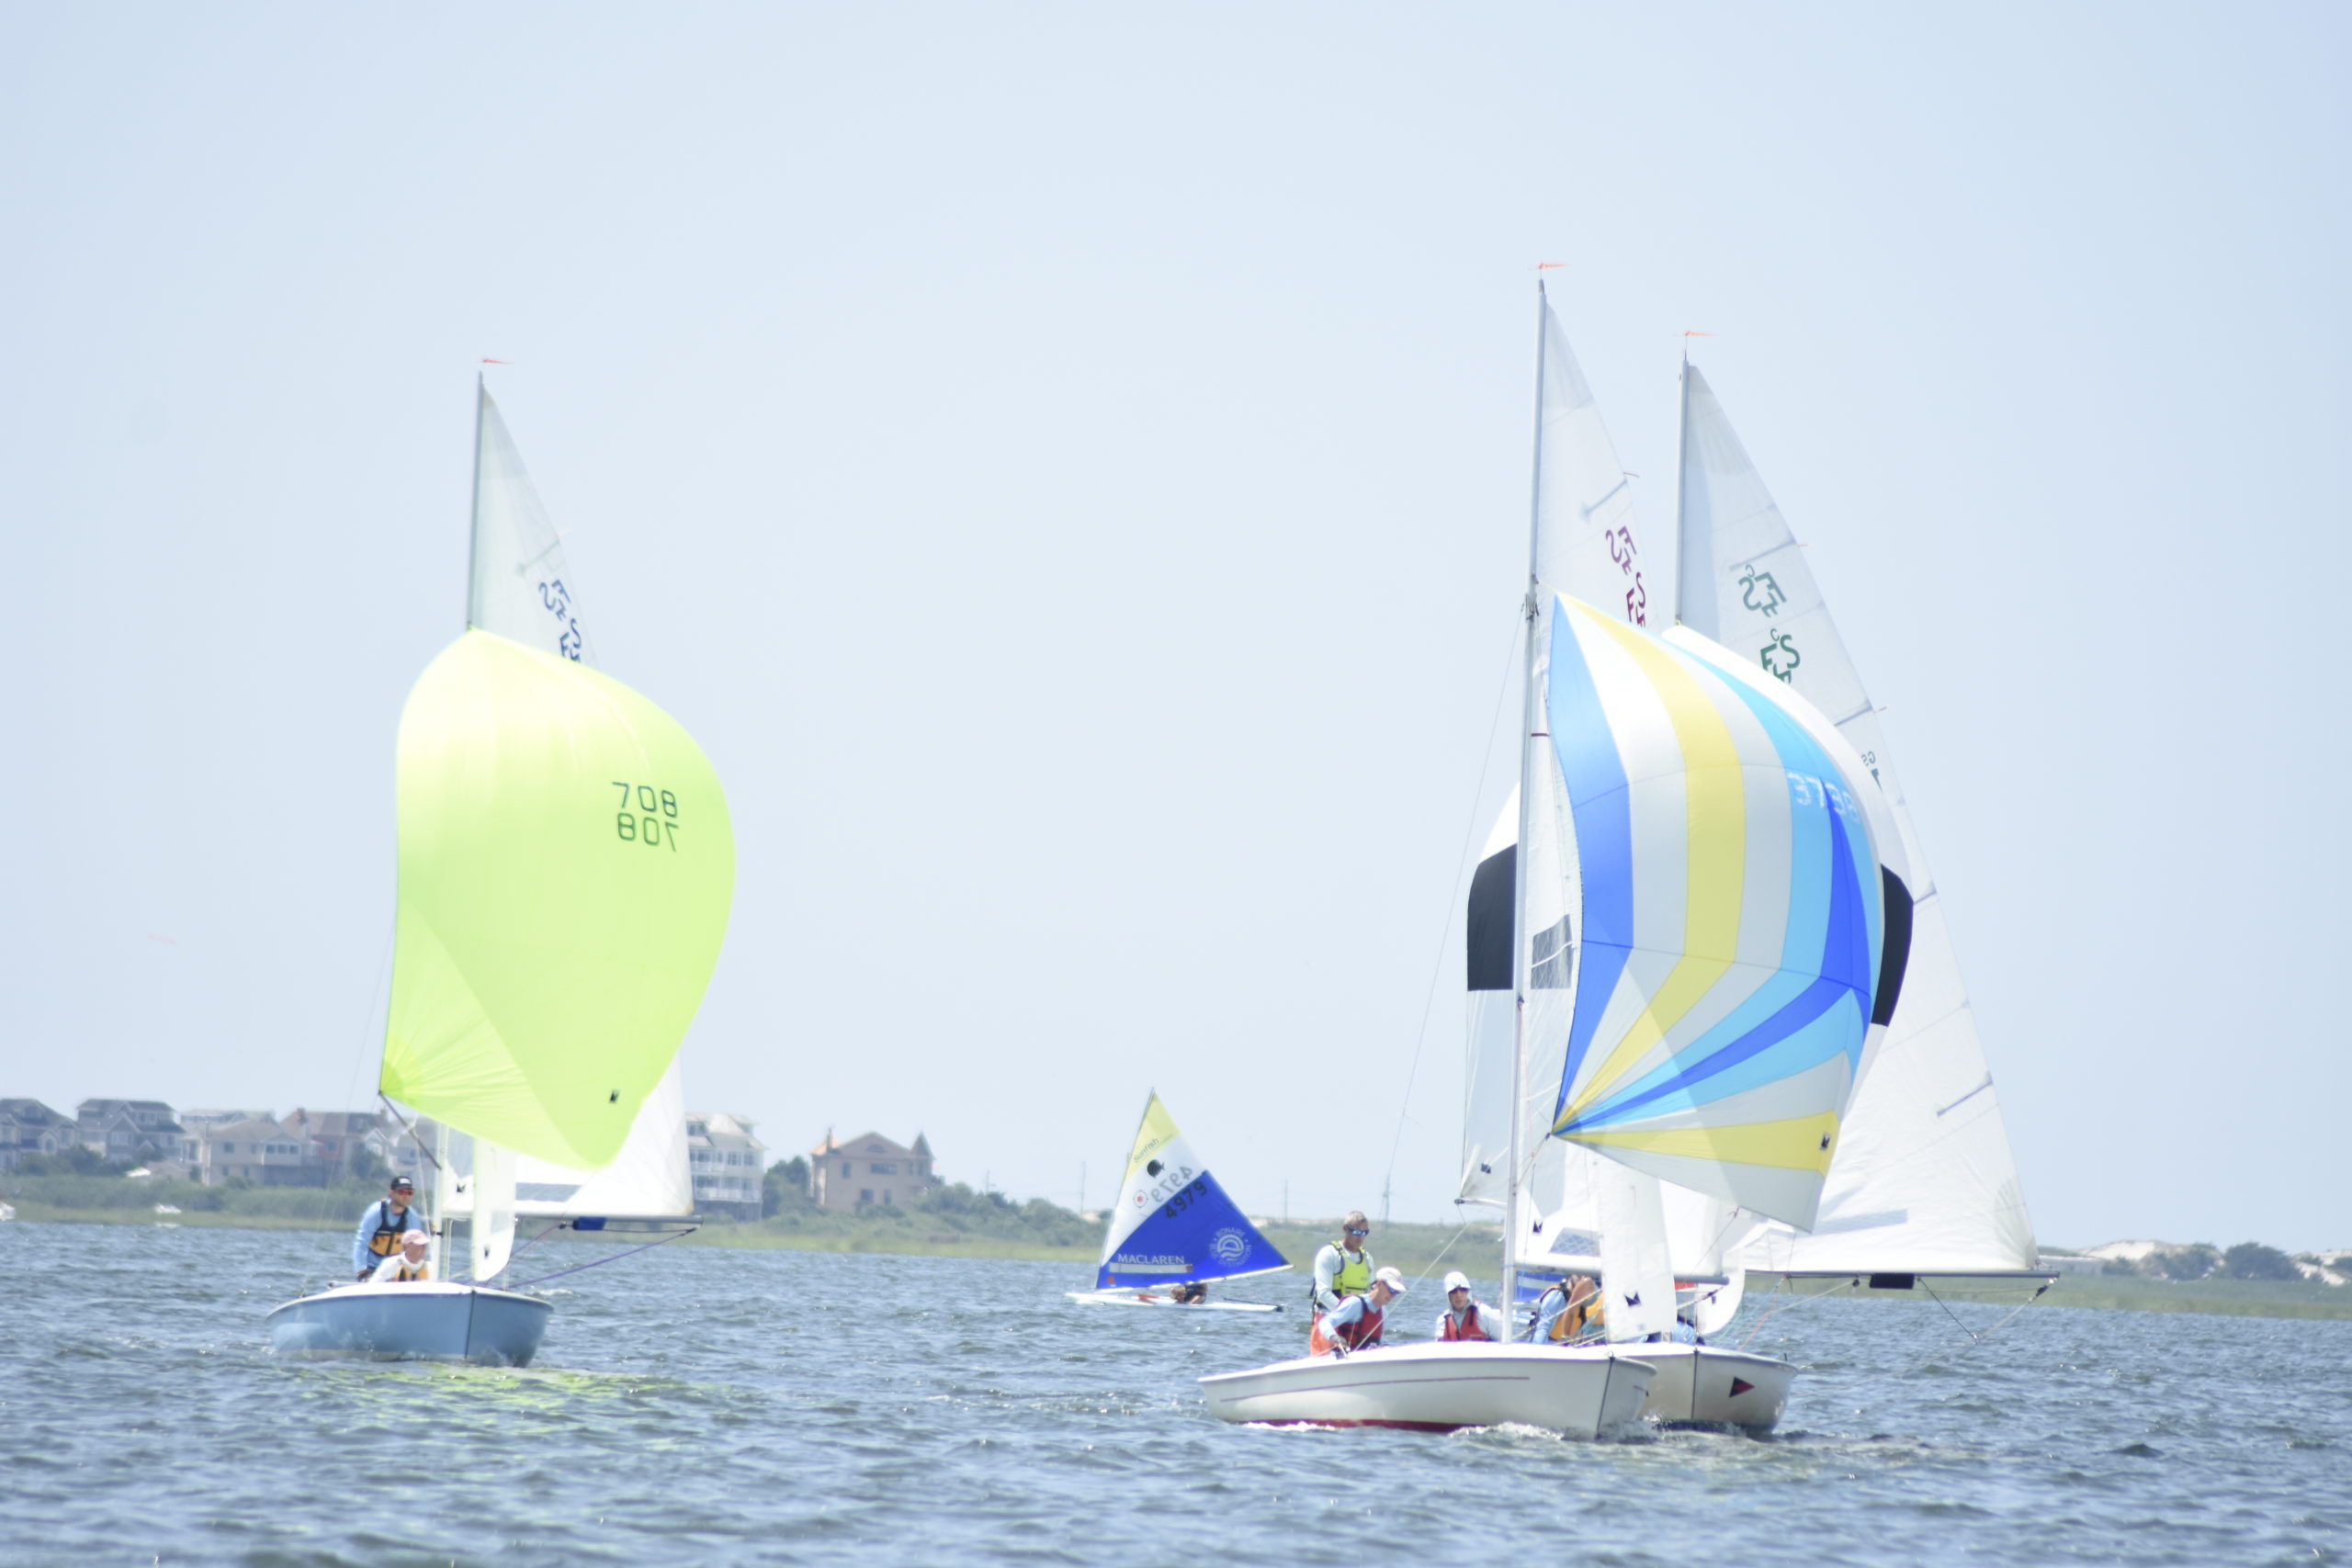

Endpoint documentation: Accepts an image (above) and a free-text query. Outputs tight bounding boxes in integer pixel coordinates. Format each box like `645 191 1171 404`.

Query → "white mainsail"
435 381 695 1251
1468 288 1690 1324
1675 361 2036 1276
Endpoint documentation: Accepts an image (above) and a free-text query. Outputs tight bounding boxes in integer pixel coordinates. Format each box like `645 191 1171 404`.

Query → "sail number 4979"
612 782 683 850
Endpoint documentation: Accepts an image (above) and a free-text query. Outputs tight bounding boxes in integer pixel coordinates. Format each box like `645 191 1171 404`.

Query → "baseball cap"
390 1175 416 1191
1374 1266 1408 1295
1442 1269 1471 1292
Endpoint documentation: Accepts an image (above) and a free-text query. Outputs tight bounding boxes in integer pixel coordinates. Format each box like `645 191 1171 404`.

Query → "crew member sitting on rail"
1433 1269 1503 1341
1530 1274 1603 1344
1309 1211 1375 1313
367 1229 432 1284
1310 1266 1407 1356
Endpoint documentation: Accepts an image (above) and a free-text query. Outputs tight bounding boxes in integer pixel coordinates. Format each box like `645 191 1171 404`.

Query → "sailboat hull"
1066 1291 1283 1313
266 1281 552 1366
1199 1343 1655 1437
1622 1343 1794 1430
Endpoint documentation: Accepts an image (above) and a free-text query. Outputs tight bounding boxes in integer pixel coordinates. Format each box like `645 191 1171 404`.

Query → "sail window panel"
1529 918 1572 988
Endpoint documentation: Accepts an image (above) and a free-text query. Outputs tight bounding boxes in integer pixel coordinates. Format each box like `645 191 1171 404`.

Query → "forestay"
1675 364 2035 1274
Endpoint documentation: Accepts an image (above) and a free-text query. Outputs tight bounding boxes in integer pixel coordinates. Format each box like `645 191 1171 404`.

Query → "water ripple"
2 1223 2347 1566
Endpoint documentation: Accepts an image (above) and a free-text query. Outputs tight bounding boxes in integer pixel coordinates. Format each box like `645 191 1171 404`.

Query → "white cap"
1442 1269 1471 1292
1374 1266 1408 1294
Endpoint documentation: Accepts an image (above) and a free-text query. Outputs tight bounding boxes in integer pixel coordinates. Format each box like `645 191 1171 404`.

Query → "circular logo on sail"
1210 1227 1250 1265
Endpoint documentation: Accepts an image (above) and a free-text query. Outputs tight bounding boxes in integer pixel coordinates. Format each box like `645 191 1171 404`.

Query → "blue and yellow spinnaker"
1542 597 1908 1228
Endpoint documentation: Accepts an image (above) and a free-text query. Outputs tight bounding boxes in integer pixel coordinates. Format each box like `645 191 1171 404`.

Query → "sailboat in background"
268 382 734 1364
1068 1093 1289 1312
1453 288 1914 1432
1202 286 1905 1436
1670 356 2045 1298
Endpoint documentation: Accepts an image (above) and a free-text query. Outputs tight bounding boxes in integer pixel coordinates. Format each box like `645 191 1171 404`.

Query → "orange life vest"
1309 1299 1385 1356
1440 1306 1492 1342
1540 1285 1601 1342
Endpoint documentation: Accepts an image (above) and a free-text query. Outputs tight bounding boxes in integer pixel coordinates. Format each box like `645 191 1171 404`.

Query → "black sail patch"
1466 845 1516 992
1871 868 1915 1027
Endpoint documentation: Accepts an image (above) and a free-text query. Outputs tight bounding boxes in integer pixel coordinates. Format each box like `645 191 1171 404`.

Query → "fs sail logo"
1737 563 1785 618
1210 1228 1250 1265
1760 629 1802 682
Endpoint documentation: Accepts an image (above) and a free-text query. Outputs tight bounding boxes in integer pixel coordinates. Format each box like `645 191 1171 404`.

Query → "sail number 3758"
612 782 684 850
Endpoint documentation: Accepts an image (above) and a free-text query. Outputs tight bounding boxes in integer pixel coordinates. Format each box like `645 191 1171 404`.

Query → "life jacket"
366 1200 417 1259
382 1258 430 1282
1440 1305 1492 1342
1313 1243 1374 1308
1537 1284 1602 1343
1309 1298 1385 1356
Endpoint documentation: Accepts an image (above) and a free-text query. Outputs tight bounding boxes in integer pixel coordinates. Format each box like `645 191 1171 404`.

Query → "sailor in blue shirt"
353 1175 424 1280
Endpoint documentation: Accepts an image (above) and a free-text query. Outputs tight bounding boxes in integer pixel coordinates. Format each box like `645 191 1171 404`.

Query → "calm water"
3 1223 2346 1567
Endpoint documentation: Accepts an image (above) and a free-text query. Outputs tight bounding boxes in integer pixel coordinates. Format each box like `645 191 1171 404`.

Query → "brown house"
808 1130 935 1213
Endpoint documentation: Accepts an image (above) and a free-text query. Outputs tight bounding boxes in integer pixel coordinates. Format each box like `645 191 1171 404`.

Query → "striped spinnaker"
1543 597 1901 1228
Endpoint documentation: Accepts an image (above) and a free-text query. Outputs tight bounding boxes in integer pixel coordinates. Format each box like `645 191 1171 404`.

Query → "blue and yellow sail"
1540 596 1909 1228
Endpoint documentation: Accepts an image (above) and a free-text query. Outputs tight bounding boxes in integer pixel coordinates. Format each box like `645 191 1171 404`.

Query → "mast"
463 373 485 630
1673 347 1692 627
430 1120 452 1280
1502 281 1550 1333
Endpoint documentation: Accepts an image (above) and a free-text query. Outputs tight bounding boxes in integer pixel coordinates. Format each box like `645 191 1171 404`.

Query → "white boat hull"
1200 1342 1655 1436
266 1281 552 1366
1623 1343 1794 1430
1067 1291 1283 1313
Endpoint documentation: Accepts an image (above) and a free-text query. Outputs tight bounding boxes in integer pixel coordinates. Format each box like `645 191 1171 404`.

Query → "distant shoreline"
13 1208 2350 1323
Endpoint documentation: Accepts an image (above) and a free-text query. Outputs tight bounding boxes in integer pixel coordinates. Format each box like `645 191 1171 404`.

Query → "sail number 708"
612 782 682 851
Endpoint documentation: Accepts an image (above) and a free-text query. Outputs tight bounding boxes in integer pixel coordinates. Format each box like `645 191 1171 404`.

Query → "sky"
5 4 2346 1252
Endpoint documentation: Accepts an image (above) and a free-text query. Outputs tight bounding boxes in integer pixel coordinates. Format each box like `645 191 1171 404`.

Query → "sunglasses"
1346 1228 1368 1236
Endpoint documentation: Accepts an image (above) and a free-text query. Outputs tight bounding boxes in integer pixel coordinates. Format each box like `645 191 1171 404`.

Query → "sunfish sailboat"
1203 286 1908 1437
1069 1093 1288 1311
268 383 733 1365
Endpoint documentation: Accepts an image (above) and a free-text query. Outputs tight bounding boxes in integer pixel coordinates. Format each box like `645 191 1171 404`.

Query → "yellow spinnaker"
381 630 734 1169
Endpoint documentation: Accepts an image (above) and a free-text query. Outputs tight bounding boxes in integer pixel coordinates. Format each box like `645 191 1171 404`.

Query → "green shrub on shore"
3 1173 379 1221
